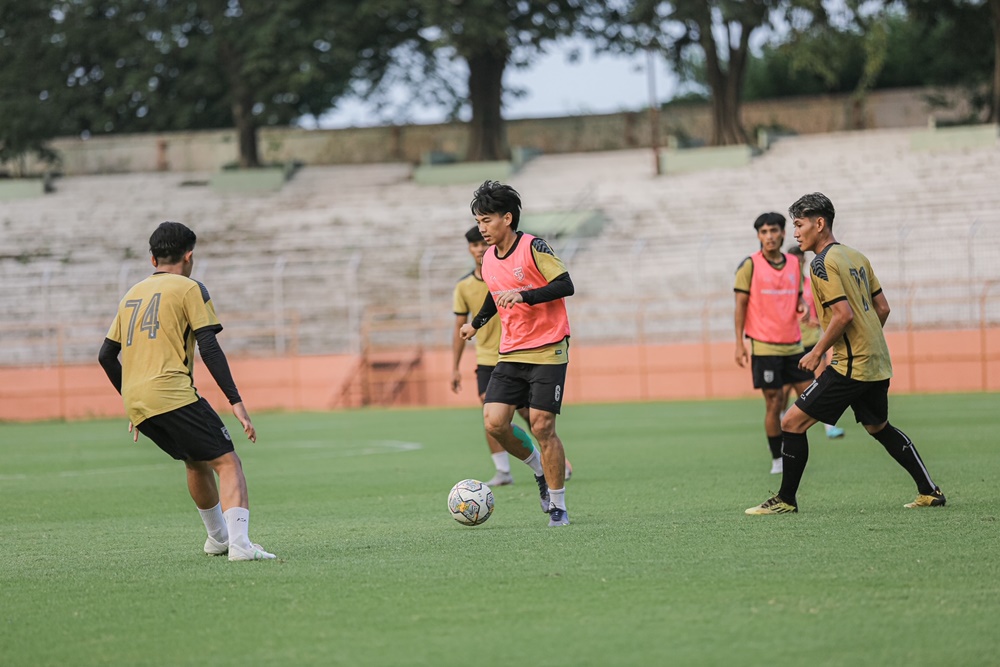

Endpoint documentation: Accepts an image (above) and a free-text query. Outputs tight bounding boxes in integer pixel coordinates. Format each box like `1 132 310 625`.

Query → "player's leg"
746 368 851 515
516 404 572 480
753 355 785 472
526 363 569 526
184 459 229 555
477 365 513 486
808 348 845 438
854 382 945 508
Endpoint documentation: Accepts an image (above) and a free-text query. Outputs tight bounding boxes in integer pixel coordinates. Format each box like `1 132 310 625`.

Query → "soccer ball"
447 479 494 526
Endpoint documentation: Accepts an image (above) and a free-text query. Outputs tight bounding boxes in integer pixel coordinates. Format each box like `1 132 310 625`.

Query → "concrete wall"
6 87 978 176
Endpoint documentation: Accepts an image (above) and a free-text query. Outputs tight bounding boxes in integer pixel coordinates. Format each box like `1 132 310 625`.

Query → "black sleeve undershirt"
98 338 123 394
470 291 498 330
195 328 242 405
521 272 574 305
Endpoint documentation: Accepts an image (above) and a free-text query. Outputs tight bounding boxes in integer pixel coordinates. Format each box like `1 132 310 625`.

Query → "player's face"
793 216 820 252
467 240 488 266
475 212 513 247
756 223 784 253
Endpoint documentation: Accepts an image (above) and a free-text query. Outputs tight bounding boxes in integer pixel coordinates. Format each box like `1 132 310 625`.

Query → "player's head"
786 244 807 273
470 180 521 244
464 225 488 266
789 193 835 253
149 221 196 274
753 212 785 251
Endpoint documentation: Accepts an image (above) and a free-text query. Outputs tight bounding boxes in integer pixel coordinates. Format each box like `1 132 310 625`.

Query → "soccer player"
734 212 815 474
785 244 845 440
451 226 573 487
746 193 946 515
459 180 574 527
98 221 275 560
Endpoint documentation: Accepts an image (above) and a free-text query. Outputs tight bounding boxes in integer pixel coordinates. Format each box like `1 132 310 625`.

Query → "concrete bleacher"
2 127 998 364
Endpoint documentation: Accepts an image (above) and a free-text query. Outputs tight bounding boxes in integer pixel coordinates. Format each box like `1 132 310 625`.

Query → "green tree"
594 0 827 146
53 1 408 167
378 0 591 162
0 0 63 171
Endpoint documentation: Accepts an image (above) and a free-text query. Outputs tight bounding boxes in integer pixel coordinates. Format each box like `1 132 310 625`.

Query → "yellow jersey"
106 272 222 425
810 243 892 381
453 270 502 366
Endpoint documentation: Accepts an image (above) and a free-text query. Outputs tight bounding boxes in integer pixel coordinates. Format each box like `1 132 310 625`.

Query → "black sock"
778 431 808 507
767 435 783 459
871 423 937 495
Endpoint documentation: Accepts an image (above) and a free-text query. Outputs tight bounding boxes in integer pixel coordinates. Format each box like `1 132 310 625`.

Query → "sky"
316 40 681 129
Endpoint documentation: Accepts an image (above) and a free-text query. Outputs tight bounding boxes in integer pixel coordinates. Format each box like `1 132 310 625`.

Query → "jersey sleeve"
453 282 469 315
813 251 847 308
106 311 123 344
733 257 753 293
530 238 568 281
867 261 883 296
186 282 223 333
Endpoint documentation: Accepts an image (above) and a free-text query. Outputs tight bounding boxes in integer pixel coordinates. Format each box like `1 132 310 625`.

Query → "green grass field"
2 394 998 667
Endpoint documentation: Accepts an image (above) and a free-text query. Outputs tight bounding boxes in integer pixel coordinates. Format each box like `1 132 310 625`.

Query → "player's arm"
800 299 853 372
872 290 890 327
733 291 750 367
98 338 123 394
451 313 469 393
519 272 574 305
195 328 255 442
461 292 497 340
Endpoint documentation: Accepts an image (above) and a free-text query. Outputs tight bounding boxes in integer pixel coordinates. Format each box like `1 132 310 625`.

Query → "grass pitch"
2 393 998 666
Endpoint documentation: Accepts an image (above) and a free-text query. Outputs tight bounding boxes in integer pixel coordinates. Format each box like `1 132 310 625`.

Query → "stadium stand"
2 127 998 366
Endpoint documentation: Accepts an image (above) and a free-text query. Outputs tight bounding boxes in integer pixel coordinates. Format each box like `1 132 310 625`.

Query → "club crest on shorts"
763 370 775 383
221 426 232 441
513 266 524 282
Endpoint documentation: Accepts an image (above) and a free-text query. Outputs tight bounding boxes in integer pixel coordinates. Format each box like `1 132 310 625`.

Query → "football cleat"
745 494 798 515
548 507 570 527
486 470 514 487
770 458 783 475
228 542 276 561
825 425 846 439
204 535 228 555
535 474 551 513
904 488 946 508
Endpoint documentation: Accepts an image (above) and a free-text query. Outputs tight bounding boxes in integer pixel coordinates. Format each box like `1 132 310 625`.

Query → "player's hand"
128 422 139 443
496 290 524 309
231 402 256 443
799 349 821 373
451 369 462 394
735 343 749 368
459 323 476 340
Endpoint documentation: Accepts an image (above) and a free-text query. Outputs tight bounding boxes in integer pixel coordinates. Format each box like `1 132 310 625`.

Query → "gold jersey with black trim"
810 243 892 381
453 270 501 366
106 272 223 426
734 255 804 357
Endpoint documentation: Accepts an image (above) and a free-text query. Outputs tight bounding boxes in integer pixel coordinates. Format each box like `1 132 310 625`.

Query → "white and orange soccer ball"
447 479 494 526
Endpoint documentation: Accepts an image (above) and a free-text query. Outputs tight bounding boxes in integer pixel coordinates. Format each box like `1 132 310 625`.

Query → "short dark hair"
786 245 805 258
149 221 197 264
753 212 785 231
470 180 521 231
465 226 484 243
789 193 835 227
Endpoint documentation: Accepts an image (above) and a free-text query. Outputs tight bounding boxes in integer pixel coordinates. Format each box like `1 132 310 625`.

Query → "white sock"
491 451 511 473
223 507 253 551
522 448 545 477
198 502 228 543
549 487 566 511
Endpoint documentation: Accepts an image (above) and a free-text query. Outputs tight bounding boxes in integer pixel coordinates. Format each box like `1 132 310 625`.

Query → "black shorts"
476 365 494 397
752 353 814 389
136 397 236 461
484 362 567 414
795 366 890 426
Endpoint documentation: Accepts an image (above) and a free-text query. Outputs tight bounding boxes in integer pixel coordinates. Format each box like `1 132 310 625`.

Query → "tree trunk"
218 37 260 168
697 18 751 146
465 50 508 162
991 0 1000 122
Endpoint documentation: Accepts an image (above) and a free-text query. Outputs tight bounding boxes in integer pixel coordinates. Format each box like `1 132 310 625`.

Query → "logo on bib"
513 266 524 282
